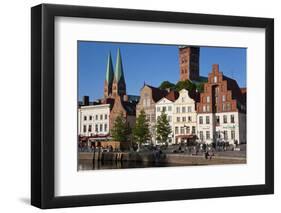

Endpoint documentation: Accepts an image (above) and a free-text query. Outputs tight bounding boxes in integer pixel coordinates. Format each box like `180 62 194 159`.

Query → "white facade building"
197 113 213 144
173 89 197 144
197 112 246 145
78 104 110 137
155 97 174 144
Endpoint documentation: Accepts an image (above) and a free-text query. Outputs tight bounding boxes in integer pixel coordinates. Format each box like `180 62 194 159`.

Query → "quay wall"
79 152 246 165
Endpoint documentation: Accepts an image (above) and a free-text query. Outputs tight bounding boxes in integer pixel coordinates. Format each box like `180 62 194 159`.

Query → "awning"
79 134 111 141
175 134 197 139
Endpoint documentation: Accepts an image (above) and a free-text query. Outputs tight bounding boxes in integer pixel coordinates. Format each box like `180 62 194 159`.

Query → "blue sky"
78 41 246 101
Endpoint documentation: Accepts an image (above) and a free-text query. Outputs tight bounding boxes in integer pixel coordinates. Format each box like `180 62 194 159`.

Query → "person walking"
204 151 209 159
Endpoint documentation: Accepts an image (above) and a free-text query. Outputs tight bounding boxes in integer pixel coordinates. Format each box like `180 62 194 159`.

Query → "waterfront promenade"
78 150 246 169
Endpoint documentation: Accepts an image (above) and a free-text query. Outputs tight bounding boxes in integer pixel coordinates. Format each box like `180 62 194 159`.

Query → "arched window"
214 76 217 83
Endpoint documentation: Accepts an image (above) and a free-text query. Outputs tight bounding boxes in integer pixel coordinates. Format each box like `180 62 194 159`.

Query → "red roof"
165 90 179 101
145 85 168 102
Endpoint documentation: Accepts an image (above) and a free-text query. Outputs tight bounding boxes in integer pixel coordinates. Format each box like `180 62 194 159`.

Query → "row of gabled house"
78 46 246 146
137 64 246 145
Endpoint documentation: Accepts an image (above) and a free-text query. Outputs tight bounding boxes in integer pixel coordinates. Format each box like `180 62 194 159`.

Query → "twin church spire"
104 48 126 98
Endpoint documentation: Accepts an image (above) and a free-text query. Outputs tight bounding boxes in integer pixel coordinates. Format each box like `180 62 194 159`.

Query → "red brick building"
109 95 136 130
101 49 138 133
197 64 246 114
179 46 200 81
196 64 246 145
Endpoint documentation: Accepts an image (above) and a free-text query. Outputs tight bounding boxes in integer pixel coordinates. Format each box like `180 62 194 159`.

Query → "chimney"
82 96 89 106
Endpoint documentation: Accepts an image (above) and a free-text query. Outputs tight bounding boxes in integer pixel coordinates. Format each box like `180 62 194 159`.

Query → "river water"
78 159 186 171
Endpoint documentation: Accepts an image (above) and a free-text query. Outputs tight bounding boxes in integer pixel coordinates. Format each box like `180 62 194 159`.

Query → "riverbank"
79 151 246 167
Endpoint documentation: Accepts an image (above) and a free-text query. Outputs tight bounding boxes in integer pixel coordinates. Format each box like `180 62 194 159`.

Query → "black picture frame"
31 3 274 209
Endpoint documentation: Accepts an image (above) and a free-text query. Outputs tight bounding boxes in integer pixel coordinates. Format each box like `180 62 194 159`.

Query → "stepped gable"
222 75 244 105
197 64 246 113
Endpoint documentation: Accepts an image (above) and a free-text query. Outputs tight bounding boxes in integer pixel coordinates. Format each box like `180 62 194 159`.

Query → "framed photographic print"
31 3 274 209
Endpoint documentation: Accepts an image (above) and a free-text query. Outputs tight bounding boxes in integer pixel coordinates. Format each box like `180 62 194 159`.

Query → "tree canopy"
175 80 196 92
156 111 172 143
159 77 203 93
133 110 151 145
111 113 131 143
159 81 176 90
159 80 204 93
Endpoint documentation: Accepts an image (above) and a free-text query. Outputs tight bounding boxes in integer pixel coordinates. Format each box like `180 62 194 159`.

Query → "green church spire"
105 52 114 84
115 48 125 83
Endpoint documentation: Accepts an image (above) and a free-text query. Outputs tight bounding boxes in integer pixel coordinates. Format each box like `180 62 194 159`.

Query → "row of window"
198 114 235 125
175 126 196 135
156 106 193 113
175 116 193 123
155 115 195 123
198 130 235 140
202 103 231 112
176 106 192 113
215 115 235 125
146 114 156 123
154 113 235 125
181 68 188 74
83 114 108 121
156 105 172 112
204 95 226 103
142 98 151 107
199 116 210 124
156 115 172 122
202 105 211 112
199 131 211 140
82 123 108 133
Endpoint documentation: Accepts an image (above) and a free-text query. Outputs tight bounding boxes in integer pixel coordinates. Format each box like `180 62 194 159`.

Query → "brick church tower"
179 46 200 81
112 48 127 98
104 52 114 98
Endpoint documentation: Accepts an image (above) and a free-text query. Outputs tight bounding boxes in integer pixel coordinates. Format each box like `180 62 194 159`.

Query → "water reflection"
78 160 184 171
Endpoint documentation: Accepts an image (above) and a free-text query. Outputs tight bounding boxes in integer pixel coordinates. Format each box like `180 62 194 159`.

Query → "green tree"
133 110 150 149
159 81 175 90
111 113 131 143
156 111 172 144
175 80 196 92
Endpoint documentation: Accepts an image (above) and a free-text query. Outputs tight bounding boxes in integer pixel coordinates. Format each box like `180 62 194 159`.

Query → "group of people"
78 141 116 153
174 142 217 160
204 149 215 160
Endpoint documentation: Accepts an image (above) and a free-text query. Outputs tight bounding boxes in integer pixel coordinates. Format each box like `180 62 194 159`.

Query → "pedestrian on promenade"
209 149 215 160
203 143 207 152
188 146 192 154
204 151 209 159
